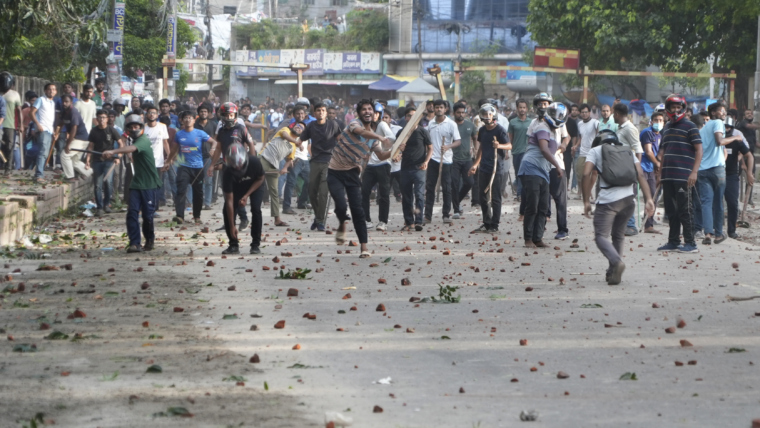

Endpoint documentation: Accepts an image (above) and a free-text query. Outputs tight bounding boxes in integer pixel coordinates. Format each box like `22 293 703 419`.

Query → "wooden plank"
390 105 426 159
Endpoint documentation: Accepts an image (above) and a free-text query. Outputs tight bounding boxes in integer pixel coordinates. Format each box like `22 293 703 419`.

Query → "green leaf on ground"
441 336 451 340
383 257 392 263
45 331 69 340
223 375 247 382
287 363 324 369
727 347 746 353
264 381 269 391
619 372 638 381
222 314 238 320
489 294 507 300
153 407 194 418
146 364 163 373
13 343 37 352
581 303 603 308
101 371 119 381
337 310 346 314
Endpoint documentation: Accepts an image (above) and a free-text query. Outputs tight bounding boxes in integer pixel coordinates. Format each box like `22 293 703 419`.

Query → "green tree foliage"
235 9 389 52
526 0 760 107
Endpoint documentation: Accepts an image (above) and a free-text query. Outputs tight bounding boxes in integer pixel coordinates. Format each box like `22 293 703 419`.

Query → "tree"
526 0 760 107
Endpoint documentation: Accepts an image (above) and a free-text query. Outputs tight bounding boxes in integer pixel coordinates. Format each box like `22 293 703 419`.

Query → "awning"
368 75 417 91
396 77 440 94
184 83 225 91
274 80 377 85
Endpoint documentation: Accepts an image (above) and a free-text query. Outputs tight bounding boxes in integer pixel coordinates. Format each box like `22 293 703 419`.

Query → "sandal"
335 229 346 245
275 221 289 227
400 225 412 232
359 250 371 258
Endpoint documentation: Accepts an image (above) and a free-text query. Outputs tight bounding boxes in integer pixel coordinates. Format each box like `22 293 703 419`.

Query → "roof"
368 75 417 91
396 77 441 94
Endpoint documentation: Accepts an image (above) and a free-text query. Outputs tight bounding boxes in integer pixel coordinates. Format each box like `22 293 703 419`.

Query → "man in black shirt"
737 109 759 204
723 118 754 238
221 143 266 255
85 109 124 216
565 105 579 191
300 102 342 231
327 106 345 129
469 104 511 233
396 107 433 231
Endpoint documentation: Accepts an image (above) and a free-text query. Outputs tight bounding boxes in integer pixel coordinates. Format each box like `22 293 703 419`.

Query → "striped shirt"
660 118 702 182
328 119 381 172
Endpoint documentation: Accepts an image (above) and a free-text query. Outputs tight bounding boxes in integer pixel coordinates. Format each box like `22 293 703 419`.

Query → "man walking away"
508 99 530 202
582 130 654 285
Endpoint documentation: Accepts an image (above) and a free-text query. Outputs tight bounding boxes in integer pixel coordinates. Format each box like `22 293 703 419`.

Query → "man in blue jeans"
723 117 754 239
697 103 741 244
396 111 432 231
85 110 124 216
29 83 57 183
612 103 644 236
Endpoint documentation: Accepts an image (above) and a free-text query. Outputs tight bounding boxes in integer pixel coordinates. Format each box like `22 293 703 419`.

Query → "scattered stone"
274 320 286 329
206 260 215 267
373 405 383 413
677 319 686 329
401 278 412 286
680 340 693 347
250 354 260 363
376 304 386 312
406 327 415 333
519 339 528 346
459 387 465 393
287 288 299 297
557 371 569 379
665 327 676 334
173 307 184 313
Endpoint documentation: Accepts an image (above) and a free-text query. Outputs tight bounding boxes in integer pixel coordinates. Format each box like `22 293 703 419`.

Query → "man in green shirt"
93 78 106 108
509 98 531 207
451 102 478 218
102 113 163 253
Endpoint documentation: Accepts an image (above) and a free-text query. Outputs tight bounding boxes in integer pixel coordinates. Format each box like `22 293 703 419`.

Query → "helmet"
374 101 384 114
219 102 238 128
225 142 249 175
654 103 666 113
114 98 128 107
0 71 15 93
543 102 567 129
533 92 553 107
724 116 735 129
664 94 687 122
124 113 145 139
478 103 497 122
598 128 620 145
296 97 310 107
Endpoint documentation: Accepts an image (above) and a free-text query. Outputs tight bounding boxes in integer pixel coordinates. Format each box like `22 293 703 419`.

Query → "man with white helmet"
102 114 163 253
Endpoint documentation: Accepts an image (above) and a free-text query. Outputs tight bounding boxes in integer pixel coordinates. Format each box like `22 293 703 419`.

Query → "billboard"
235 50 382 77
166 15 177 58
113 2 125 59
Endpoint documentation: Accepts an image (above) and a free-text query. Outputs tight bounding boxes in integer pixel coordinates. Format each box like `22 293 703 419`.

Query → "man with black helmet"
582 129 654 285
220 142 266 255
655 94 703 253
101 114 162 253
195 102 217 209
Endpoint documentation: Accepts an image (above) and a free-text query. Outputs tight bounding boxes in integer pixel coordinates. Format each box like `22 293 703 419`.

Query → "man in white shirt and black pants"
424 99 461 224
582 130 654 285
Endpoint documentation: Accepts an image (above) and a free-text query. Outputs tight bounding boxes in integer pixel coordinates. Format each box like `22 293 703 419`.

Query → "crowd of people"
1 69 756 284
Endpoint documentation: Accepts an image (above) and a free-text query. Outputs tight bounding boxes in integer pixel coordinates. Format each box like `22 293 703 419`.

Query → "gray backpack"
599 144 637 188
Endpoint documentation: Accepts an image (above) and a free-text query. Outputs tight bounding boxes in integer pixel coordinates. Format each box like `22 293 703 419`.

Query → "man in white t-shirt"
574 104 599 199
75 84 97 134
143 105 170 209
1 72 22 172
582 130 653 285
424 99 461 224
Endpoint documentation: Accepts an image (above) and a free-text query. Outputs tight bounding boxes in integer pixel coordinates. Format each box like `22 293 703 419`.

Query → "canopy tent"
368 75 417 91
396 78 441 95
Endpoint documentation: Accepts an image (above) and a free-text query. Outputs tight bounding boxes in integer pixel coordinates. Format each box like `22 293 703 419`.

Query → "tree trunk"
736 71 750 111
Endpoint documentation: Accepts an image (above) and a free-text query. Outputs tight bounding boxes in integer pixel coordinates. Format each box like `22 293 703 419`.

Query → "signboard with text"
166 15 177 58
112 2 125 59
234 50 381 77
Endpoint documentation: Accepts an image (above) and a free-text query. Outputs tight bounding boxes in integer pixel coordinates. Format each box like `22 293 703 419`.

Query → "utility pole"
755 15 760 112
205 3 214 101
416 2 423 78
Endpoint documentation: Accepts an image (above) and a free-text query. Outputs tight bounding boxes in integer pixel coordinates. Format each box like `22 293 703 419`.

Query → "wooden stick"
390 106 426 160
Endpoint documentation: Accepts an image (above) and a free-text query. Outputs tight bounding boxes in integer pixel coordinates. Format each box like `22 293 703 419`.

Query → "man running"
327 99 392 258
220 143 266 255
396 107 433 231
451 102 478 219
424 99 461 224
361 102 396 231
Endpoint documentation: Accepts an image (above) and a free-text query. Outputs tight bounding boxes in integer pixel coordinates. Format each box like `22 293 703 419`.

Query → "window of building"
331 0 348 6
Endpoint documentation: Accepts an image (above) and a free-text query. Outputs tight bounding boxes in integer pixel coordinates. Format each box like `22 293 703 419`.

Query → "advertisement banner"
256 50 282 76
422 60 453 79
247 51 257 76
361 52 381 74
113 2 125 59
303 49 323 75
166 15 177 58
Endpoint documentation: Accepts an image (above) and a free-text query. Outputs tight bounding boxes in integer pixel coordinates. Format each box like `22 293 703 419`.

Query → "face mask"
652 123 663 132
129 128 143 140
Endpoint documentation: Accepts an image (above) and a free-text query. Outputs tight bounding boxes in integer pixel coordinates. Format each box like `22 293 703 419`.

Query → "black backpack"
598 144 637 189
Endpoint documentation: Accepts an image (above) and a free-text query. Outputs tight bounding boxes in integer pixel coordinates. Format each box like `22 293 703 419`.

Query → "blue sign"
173 70 180 80
166 15 177 58
113 2 125 59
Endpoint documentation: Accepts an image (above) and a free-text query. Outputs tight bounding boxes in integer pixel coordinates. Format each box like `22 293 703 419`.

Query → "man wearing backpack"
582 130 654 285
612 103 644 236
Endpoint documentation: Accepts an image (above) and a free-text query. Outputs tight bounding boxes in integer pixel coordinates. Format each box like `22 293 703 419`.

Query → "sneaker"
702 236 711 245
607 262 626 285
153 212 161 218
103 206 112 214
316 223 326 232
728 232 739 239
203 204 212 210
365 221 374 230
443 217 453 224
282 207 296 215
657 243 680 251
624 227 638 236
126 245 142 253
423 217 431 224
488 226 499 233
306 203 312 209
311 221 318 231
222 245 240 254
376 222 387 231
677 243 699 253
554 231 568 240
694 230 705 240
471 225 490 234
143 240 154 251
172 216 184 224
95 209 103 217
193 217 202 224
452 212 461 219
239 220 249 230
250 246 261 254
395 196 402 203
714 234 727 244
415 224 423 231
